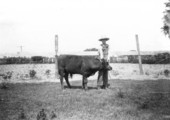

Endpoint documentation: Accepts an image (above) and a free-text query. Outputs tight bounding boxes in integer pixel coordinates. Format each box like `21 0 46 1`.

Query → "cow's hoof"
84 87 88 91
97 86 102 90
101 84 110 89
101 85 107 89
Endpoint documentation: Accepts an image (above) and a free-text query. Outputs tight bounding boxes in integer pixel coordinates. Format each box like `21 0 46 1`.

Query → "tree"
84 48 98 51
162 0 170 37
31 56 44 63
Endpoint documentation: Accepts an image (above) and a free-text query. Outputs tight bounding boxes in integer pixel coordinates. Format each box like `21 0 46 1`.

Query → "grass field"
1 79 170 120
0 63 170 120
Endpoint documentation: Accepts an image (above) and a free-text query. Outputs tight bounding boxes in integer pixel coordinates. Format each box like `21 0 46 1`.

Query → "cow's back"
58 55 83 74
58 55 101 76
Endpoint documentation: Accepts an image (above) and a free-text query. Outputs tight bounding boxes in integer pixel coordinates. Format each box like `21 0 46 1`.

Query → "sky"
0 0 170 55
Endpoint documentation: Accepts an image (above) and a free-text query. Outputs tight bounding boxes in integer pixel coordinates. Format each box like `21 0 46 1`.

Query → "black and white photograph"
0 0 170 119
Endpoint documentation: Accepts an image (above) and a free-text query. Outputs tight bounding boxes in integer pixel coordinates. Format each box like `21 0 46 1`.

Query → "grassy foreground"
0 79 170 120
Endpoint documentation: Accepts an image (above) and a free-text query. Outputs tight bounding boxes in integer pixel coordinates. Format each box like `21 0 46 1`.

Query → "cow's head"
92 57 112 71
101 59 112 71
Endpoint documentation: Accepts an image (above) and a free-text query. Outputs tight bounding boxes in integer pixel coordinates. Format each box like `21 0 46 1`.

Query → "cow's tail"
69 73 73 78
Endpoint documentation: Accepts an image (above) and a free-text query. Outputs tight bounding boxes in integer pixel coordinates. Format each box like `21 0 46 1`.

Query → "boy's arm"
98 46 103 59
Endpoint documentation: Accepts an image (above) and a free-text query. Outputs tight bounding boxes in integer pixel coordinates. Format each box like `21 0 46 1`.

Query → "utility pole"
135 34 144 75
55 35 59 78
17 46 24 57
18 46 23 53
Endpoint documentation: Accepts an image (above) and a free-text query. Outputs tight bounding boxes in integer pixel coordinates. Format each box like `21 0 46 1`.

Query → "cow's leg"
82 76 85 89
82 76 84 89
97 70 103 89
60 75 64 89
103 70 108 89
64 73 71 88
105 70 109 88
59 70 65 89
83 75 88 90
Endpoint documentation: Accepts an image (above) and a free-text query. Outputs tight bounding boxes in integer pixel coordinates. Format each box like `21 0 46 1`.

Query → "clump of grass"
127 85 168 110
0 71 13 89
116 88 125 99
50 110 57 119
45 69 51 78
37 109 47 120
153 74 159 78
17 73 30 80
134 93 165 109
1 84 8 89
145 71 150 75
112 70 119 76
164 69 170 77
1 71 13 80
29 70 37 79
158 71 164 75
127 86 150 109
18 110 27 120
24 74 29 79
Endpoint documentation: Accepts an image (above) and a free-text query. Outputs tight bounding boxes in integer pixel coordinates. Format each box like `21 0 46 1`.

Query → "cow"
58 55 112 90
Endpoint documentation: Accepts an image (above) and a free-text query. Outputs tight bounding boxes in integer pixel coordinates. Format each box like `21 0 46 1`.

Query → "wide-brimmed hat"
99 37 109 41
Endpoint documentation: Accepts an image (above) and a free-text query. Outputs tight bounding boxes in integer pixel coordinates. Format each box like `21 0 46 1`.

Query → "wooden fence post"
55 35 59 78
135 34 144 75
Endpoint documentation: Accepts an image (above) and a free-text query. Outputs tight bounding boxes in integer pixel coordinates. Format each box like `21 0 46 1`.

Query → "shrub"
45 69 51 78
29 70 37 79
37 109 47 120
17 74 30 80
164 69 170 77
2 71 13 80
50 111 57 119
31 56 44 63
0 71 13 89
145 71 150 75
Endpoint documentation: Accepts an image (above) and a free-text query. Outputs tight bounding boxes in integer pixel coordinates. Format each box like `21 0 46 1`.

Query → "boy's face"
102 41 106 44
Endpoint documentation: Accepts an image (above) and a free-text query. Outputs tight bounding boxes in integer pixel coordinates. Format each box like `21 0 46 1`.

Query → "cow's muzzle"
101 60 112 71
106 65 112 71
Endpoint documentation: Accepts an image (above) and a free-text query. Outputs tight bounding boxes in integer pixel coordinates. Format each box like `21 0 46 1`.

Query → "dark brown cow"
58 55 112 90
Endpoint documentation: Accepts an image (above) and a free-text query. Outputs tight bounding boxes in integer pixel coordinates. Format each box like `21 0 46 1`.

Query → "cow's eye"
95 57 100 61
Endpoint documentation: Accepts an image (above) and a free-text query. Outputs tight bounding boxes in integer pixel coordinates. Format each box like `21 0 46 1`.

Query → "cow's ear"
95 56 101 61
